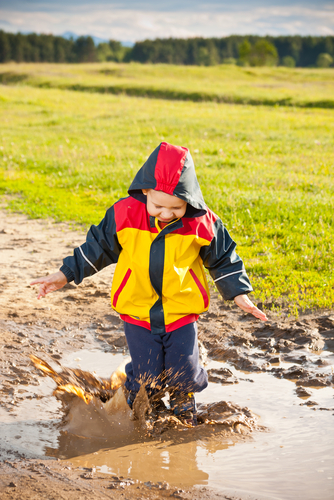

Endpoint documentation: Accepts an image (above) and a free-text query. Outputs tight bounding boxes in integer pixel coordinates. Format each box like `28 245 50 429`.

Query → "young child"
31 141 267 425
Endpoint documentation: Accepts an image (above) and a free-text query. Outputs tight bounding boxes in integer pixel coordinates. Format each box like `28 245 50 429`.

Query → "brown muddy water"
1 342 333 500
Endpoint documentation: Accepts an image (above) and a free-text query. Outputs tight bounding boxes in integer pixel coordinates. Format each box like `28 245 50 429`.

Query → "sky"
0 0 333 43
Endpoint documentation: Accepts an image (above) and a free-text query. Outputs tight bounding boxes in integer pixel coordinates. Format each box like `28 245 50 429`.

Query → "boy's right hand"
30 270 67 299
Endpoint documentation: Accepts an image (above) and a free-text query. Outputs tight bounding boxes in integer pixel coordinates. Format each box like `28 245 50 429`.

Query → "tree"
273 36 302 66
130 39 153 63
324 37 333 56
316 53 333 68
299 36 320 67
96 42 112 62
39 34 55 62
54 37 67 63
97 40 129 62
248 39 278 66
109 40 128 62
196 40 219 66
74 36 96 62
281 55 295 67
152 40 174 63
12 33 25 62
26 33 41 61
171 38 188 65
206 40 220 65
0 30 11 62
238 39 251 65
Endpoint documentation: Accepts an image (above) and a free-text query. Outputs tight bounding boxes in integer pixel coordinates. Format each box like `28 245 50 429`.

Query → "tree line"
0 30 333 67
0 31 129 64
130 35 334 67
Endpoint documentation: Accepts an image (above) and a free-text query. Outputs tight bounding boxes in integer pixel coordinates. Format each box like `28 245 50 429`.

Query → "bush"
248 40 278 67
316 53 333 68
96 40 129 62
222 57 237 65
281 55 296 67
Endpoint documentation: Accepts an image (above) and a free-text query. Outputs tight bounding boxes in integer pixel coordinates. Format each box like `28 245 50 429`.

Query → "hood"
128 142 207 218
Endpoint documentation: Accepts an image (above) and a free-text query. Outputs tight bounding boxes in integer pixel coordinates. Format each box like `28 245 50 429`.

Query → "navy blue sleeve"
200 217 253 300
60 205 121 285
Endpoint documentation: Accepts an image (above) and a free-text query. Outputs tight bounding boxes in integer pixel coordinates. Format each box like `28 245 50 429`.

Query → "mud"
29 353 261 439
0 207 334 499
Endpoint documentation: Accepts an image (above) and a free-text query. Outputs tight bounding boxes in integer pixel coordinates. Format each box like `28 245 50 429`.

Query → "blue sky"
0 1 333 42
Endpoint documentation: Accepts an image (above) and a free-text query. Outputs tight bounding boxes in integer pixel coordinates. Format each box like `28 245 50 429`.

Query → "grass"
0 62 334 108
0 64 333 314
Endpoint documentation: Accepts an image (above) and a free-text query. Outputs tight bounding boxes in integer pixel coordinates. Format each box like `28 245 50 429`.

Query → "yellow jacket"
61 142 252 334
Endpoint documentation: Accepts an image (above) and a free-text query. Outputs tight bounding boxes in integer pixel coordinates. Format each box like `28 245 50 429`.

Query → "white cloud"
0 5 333 41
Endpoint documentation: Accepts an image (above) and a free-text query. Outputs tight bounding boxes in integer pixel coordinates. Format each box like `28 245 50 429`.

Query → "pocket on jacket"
112 268 132 307
189 269 209 308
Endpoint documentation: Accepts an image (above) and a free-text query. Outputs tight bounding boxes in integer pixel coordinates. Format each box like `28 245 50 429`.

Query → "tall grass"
0 72 333 314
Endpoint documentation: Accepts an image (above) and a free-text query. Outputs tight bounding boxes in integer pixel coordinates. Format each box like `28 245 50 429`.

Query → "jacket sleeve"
59 205 121 285
199 217 253 300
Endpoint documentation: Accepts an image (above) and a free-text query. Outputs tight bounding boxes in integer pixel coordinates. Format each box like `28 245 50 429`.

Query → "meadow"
0 63 333 313
0 62 334 108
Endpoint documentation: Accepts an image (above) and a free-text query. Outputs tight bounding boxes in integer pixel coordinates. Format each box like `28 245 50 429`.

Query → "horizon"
3 30 334 48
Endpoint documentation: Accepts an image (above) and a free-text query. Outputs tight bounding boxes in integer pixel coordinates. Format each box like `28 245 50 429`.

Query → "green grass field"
1 63 333 314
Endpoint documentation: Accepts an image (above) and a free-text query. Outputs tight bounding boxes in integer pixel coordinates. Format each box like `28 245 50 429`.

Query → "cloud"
3 1 333 12
0 3 333 41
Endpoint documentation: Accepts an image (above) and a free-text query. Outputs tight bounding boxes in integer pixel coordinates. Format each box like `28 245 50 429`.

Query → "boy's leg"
163 322 208 394
163 322 208 424
123 322 165 405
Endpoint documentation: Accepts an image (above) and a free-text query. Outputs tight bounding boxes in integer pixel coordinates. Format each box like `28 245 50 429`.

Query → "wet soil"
0 208 333 499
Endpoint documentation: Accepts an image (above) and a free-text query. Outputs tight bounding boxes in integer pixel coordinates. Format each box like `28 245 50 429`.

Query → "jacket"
60 142 253 334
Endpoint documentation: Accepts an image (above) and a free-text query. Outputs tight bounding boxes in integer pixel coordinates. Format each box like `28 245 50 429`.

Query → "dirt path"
0 208 333 499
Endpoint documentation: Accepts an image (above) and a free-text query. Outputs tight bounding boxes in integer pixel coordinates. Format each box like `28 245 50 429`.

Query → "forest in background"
0 30 333 67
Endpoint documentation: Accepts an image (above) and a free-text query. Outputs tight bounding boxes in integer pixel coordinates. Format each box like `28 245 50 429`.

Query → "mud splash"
30 353 261 439
29 354 127 404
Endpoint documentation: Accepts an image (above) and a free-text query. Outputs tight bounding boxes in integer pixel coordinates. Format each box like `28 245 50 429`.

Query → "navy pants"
123 322 208 397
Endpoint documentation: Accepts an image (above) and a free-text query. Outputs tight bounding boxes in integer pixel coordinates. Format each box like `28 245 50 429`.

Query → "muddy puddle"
1 338 333 500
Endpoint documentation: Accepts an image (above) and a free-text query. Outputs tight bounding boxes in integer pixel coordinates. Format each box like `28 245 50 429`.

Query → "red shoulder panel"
173 208 217 242
154 142 188 195
114 197 155 232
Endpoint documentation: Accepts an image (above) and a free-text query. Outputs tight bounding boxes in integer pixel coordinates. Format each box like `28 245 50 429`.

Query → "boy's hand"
234 294 268 321
30 271 67 299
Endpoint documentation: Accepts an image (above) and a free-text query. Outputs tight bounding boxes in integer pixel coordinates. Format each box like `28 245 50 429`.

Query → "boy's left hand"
233 294 268 321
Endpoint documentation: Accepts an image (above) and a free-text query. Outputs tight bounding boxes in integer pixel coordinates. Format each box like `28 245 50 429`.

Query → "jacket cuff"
59 264 75 283
215 273 253 301
228 291 252 301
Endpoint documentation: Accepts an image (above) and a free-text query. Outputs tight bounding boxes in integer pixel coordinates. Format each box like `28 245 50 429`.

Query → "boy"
31 142 267 425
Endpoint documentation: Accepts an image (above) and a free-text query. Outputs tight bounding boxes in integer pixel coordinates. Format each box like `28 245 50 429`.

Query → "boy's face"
142 189 187 222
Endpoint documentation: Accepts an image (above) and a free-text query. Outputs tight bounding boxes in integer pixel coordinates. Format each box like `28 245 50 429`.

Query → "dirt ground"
0 207 333 500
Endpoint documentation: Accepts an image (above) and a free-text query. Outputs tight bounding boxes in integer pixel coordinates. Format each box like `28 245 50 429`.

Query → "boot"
126 390 136 409
170 391 197 426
